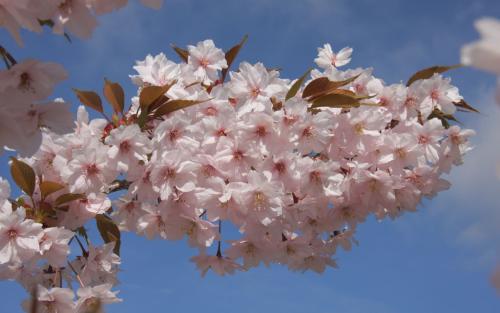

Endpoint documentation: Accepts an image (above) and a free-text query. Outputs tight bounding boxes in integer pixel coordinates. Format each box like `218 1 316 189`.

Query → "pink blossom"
315 44 353 69
24 285 75 313
38 227 73 267
188 39 227 85
0 208 43 264
191 252 244 277
76 283 121 313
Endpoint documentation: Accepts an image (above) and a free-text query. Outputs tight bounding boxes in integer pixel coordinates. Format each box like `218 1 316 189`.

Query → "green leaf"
139 82 176 111
302 74 360 101
153 99 208 117
103 79 124 114
221 35 249 83
406 64 462 86
40 181 65 199
171 44 189 62
73 89 103 113
285 68 312 101
96 214 121 255
10 158 36 196
54 193 85 206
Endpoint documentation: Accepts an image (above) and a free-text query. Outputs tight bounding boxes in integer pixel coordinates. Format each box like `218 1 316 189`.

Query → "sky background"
1 0 500 312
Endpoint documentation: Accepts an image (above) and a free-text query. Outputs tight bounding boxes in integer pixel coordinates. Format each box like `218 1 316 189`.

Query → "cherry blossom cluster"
0 59 73 156
1 0 163 45
0 0 165 157
0 38 477 311
0 176 121 313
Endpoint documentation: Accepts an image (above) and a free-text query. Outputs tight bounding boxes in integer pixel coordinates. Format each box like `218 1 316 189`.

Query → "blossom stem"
73 235 88 257
67 261 85 288
29 286 38 313
0 44 17 69
106 179 131 194
216 220 222 257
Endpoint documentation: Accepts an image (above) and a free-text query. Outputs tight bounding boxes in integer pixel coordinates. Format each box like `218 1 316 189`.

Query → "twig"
67 261 85 288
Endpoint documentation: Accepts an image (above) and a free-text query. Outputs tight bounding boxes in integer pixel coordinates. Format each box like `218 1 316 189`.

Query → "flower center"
302 126 313 138
205 106 218 116
405 96 416 108
164 167 176 179
330 55 337 66
418 135 429 144
199 58 210 68
119 140 131 153
354 83 365 93
254 191 266 206
169 129 180 142
19 72 33 91
354 123 364 135
395 147 406 159
7 229 17 239
86 164 99 176
202 164 216 177
274 161 286 174
215 128 227 137
430 89 440 101
233 150 244 161
309 171 322 184
255 126 267 137
250 87 260 98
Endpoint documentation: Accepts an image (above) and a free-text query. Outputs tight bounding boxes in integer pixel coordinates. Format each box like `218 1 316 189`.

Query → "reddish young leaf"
171 44 189 62
73 89 103 113
10 158 36 196
285 68 312 101
103 79 125 114
302 74 360 100
221 35 249 83
139 81 176 111
55 193 85 206
153 99 208 117
40 181 65 199
96 214 121 255
406 64 462 86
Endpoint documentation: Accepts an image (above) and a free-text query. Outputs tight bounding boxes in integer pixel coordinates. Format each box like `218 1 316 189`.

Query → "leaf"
406 64 462 86
96 214 121 255
302 74 360 100
55 193 85 206
453 99 479 113
103 79 124 114
310 93 362 109
76 226 90 245
221 35 249 82
154 99 208 117
329 89 376 100
73 89 103 113
171 44 189 62
40 181 65 199
38 19 54 28
428 108 461 129
285 68 312 101
139 82 176 111
10 158 36 196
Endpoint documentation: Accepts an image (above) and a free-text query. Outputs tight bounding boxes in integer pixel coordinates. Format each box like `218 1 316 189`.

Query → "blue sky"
1 0 500 312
